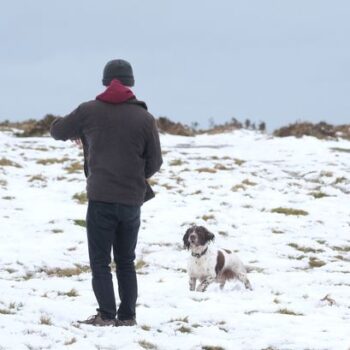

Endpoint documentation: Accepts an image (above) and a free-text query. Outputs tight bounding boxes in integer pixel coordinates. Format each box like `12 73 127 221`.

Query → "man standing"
50 59 162 326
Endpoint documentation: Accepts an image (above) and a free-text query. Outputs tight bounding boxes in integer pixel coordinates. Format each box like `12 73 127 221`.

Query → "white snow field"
0 128 349 350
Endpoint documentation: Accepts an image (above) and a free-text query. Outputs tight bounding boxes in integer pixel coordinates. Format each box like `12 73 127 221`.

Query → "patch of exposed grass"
244 310 259 315
234 158 245 166
177 325 192 333
147 178 158 186
271 207 308 216
242 179 257 186
160 183 175 190
2 196 15 200
4 267 17 274
231 184 246 192
73 219 86 227
272 229 284 234
28 174 46 183
202 346 225 350
320 170 333 177
39 315 52 325
191 323 202 328
0 179 8 187
0 308 14 315
64 161 83 174
23 271 35 280
320 294 336 306
52 229 63 234
169 159 184 166
308 257 326 268
287 254 307 260
309 191 329 199
218 230 228 237
288 243 324 253
40 264 90 277
334 176 347 184
36 157 70 165
58 288 79 297
330 147 350 153
138 340 158 350
135 259 147 270
141 325 151 331
72 192 87 204
191 190 202 195
202 214 215 221
332 245 350 252
170 316 189 323
33 146 50 151
276 308 303 316
214 163 232 170
64 337 77 346
196 167 217 173
0 158 21 168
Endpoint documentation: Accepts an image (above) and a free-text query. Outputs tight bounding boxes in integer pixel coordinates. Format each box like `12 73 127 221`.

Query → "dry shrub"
157 117 194 136
15 114 58 137
274 121 350 140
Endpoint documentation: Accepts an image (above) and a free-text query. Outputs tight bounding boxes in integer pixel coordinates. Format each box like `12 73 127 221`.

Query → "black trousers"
86 200 141 320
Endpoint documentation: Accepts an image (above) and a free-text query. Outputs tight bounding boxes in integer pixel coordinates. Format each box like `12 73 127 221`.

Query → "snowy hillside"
0 129 349 350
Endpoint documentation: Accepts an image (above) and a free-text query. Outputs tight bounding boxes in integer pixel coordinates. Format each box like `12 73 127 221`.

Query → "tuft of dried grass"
309 191 329 199
72 192 87 204
36 157 70 165
58 288 79 297
64 161 83 174
271 207 308 216
138 340 158 349
177 325 192 333
64 337 77 345
202 214 215 221
73 219 86 227
276 308 303 316
0 158 21 168
308 257 326 268
234 158 245 166
196 167 217 173
39 315 52 325
40 264 90 277
288 243 324 253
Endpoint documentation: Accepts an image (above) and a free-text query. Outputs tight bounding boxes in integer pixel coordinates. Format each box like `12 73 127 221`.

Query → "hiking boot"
78 312 115 326
114 319 137 327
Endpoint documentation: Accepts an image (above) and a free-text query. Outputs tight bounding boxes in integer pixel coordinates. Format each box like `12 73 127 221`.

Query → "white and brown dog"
183 226 252 292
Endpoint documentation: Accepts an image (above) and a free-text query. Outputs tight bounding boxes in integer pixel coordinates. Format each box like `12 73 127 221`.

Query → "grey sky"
1 0 349 130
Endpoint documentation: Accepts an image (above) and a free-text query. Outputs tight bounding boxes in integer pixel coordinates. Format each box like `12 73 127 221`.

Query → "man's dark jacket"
50 80 162 206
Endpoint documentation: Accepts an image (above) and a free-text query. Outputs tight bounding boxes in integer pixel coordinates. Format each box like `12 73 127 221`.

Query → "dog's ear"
202 227 215 243
183 228 192 250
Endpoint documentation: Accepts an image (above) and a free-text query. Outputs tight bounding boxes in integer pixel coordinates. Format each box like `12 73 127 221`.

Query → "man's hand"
71 138 82 148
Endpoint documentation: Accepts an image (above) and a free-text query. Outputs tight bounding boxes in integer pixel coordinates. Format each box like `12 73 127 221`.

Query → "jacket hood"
96 79 135 104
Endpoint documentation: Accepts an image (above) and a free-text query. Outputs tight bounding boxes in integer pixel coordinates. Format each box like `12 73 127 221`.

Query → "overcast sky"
1 0 349 130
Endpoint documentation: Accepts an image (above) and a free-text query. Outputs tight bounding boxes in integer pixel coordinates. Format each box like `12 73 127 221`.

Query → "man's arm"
50 105 84 141
144 117 163 179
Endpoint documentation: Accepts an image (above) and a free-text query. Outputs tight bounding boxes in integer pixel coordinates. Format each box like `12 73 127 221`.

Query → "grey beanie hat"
102 59 135 87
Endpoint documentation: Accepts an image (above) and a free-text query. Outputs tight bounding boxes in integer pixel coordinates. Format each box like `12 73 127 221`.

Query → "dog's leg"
196 277 214 292
219 279 226 290
189 277 196 291
238 273 252 290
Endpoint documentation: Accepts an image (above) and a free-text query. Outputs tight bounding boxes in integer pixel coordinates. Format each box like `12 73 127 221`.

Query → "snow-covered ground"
0 128 349 350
